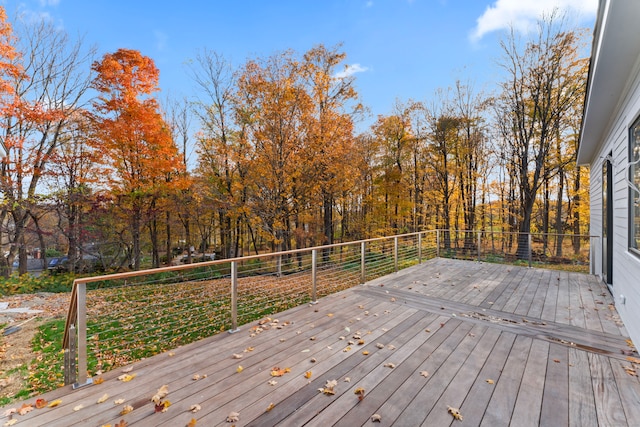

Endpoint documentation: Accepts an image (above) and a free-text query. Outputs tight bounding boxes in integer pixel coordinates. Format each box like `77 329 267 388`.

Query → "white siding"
589 58 640 344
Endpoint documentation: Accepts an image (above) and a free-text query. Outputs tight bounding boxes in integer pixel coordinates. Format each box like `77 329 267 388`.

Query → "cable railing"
61 229 593 388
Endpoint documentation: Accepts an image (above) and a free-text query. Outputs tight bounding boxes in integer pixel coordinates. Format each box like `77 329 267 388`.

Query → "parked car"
180 253 215 264
47 256 68 272
49 255 102 273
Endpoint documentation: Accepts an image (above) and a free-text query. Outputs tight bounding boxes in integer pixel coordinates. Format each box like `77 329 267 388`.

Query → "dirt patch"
0 293 70 401
0 319 42 400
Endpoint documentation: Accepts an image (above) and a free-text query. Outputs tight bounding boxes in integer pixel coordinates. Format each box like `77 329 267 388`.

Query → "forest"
0 8 590 276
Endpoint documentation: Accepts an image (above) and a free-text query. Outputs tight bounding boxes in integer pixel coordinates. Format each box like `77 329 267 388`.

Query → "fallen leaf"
390 297 396 302
344 377 351 382
623 365 638 377
73 404 83 411
301 349 310 353
190 404 201 413
268 380 278 386
187 419 197 427
244 347 254 352
192 374 201 381
154 400 171 413
2 409 16 417
319 379 338 395
152 385 169 404
48 399 62 408
117 373 136 382
4 420 17 426
310 358 317 363
35 398 48 409
343 346 352 352
227 411 240 422
236 365 244 373
448 406 463 421
387 344 396 350
270 367 290 377
232 353 243 359
115 420 128 427
384 363 395 369
97 394 109 404
121 367 134 373
371 414 382 422
627 356 640 364
354 387 366 401
553 359 560 363
420 371 429 378
376 343 385 349
93 376 105 385
120 405 133 415
18 403 33 416
266 402 275 412
168 352 175 357
327 313 334 317
486 379 495 384
362 350 369 355
304 371 313 379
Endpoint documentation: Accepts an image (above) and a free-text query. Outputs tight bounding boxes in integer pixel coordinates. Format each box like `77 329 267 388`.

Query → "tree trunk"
555 169 565 257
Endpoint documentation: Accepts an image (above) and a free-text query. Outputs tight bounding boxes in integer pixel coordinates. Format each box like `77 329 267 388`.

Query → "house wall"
589 55 640 343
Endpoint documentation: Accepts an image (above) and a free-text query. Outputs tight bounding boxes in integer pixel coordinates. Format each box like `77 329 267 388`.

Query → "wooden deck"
3 258 640 426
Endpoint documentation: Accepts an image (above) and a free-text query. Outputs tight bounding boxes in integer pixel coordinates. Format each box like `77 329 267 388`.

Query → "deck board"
2 258 638 427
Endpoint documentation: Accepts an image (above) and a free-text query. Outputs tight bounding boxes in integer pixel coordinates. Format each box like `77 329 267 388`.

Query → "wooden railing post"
418 233 422 264
230 261 239 333
528 233 533 268
394 236 399 273
361 241 366 284
436 230 440 258
477 230 481 262
311 249 318 303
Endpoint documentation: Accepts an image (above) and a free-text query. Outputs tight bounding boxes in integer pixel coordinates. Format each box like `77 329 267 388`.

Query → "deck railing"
62 230 595 388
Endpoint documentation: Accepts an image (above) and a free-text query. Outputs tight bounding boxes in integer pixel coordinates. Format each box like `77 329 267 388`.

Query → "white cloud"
334 63 369 79
470 0 598 42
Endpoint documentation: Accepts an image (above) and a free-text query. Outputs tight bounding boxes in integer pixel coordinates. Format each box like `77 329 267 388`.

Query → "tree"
46 111 100 271
235 51 313 251
496 13 585 258
302 44 360 253
91 48 182 270
0 12 94 276
189 50 242 259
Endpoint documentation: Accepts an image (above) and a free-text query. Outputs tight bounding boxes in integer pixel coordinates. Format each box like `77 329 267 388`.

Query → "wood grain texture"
2 258 637 427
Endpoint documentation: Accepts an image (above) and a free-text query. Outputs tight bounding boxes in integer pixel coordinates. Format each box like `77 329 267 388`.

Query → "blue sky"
8 0 597 130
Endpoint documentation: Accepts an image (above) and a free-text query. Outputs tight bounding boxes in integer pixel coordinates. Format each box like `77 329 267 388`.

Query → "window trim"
629 113 640 257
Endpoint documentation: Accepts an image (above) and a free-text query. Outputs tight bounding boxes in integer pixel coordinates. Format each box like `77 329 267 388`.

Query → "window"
630 116 640 255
